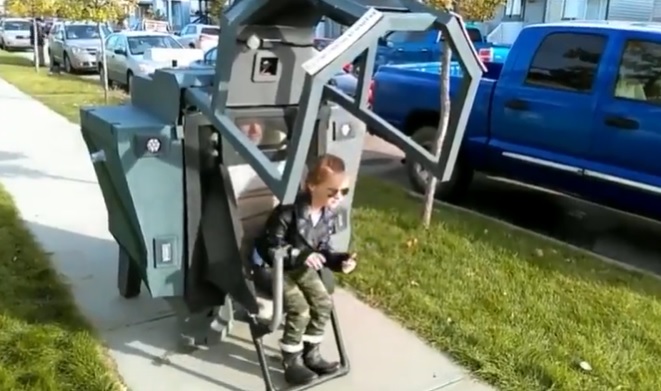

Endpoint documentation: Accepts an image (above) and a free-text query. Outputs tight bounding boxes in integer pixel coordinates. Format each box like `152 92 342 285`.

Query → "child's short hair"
305 154 346 187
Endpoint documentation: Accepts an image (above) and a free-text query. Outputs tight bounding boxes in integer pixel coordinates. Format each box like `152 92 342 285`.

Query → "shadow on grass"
0 53 33 67
355 177 661 300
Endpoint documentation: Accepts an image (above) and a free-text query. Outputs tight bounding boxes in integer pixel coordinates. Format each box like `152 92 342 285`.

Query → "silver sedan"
98 31 204 92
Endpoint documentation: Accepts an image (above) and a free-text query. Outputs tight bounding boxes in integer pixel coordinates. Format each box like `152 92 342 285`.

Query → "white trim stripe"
280 341 303 353
302 334 324 344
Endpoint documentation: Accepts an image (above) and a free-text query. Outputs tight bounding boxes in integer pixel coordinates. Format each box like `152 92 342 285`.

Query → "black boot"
303 342 340 375
282 350 318 385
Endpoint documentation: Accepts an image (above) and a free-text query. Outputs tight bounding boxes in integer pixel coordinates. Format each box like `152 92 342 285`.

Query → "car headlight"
70 46 83 54
138 64 156 75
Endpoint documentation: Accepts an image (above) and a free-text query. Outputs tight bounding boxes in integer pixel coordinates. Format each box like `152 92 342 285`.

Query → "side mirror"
114 48 126 56
377 37 387 46
173 31 180 36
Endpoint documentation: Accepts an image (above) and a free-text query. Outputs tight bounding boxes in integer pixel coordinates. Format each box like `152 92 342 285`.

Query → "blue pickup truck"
371 21 661 220
369 25 510 71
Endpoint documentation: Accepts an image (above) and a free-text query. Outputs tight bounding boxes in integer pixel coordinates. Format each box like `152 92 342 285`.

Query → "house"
489 0 661 44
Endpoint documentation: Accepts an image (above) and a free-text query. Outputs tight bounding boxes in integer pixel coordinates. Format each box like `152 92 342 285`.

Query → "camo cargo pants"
280 268 332 352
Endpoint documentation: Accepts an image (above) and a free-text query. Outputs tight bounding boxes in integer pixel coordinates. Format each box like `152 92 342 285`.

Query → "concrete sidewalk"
0 77 494 391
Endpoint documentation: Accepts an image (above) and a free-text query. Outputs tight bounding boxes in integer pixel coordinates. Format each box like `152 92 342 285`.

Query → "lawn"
0 185 123 390
0 50 127 122
2 48 661 391
349 177 661 391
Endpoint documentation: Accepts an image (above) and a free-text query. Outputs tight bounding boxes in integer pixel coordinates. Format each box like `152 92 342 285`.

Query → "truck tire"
406 125 473 201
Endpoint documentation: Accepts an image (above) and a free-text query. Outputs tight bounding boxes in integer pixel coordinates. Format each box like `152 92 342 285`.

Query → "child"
252 154 357 386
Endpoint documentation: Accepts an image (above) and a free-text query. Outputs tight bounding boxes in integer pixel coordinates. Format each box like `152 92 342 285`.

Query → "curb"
406 190 661 282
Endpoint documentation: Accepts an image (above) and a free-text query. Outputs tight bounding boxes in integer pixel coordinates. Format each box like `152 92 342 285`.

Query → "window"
505 0 523 17
200 27 220 36
525 33 606 92
127 35 183 55
386 31 432 44
64 24 110 40
4 20 31 31
562 0 587 20
181 25 193 35
105 35 118 51
204 48 217 64
613 40 661 105
440 28 483 43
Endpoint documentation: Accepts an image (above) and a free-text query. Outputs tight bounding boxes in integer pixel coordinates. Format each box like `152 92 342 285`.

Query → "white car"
0 18 32 51
176 24 219 52
98 31 203 92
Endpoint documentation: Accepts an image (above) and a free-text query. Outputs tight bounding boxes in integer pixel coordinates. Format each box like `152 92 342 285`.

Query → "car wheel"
405 125 473 201
0 39 5 51
63 53 73 73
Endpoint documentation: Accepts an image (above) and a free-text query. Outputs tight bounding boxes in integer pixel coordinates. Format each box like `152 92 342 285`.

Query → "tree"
5 0 56 17
421 39 452 227
426 0 504 21
62 0 135 102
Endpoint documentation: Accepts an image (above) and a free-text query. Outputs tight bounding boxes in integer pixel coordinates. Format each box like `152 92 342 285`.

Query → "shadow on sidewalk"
22 219 286 391
0 149 96 185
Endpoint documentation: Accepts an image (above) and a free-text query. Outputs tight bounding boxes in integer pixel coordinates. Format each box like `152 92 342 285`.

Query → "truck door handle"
421 48 429 52
604 115 639 130
504 99 529 111
396 48 403 52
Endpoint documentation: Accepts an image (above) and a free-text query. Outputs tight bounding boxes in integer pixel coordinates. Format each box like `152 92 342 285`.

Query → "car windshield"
4 21 31 31
128 35 183 55
64 25 110 40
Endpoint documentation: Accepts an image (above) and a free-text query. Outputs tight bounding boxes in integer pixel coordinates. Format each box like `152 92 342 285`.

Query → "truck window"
524 32 606 93
613 40 661 105
386 31 431 44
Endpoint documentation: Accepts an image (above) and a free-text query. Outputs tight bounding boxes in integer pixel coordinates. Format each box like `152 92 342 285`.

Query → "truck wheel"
406 125 473 201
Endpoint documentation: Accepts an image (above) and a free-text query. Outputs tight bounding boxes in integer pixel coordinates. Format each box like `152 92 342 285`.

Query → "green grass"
0 185 123 390
348 177 661 391
2 47 661 390
0 50 123 390
0 50 127 122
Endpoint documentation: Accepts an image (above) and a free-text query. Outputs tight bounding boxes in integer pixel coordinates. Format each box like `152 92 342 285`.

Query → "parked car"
98 31 203 92
48 21 112 73
0 18 32 51
191 46 359 96
371 21 661 220
176 23 219 51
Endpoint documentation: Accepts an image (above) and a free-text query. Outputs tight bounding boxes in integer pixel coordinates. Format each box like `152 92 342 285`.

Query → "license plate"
16 36 25 39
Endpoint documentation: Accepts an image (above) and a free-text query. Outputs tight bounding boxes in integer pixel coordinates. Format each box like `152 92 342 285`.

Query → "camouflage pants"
280 268 332 352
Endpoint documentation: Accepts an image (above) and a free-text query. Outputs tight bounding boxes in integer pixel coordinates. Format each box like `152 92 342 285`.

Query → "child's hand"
341 253 357 274
305 253 326 271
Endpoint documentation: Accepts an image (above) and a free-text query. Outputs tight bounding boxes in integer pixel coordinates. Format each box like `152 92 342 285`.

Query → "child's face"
308 172 350 209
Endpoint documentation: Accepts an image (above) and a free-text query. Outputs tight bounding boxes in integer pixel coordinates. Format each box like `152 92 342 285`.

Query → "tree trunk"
32 19 40 72
98 23 109 103
421 40 452 228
